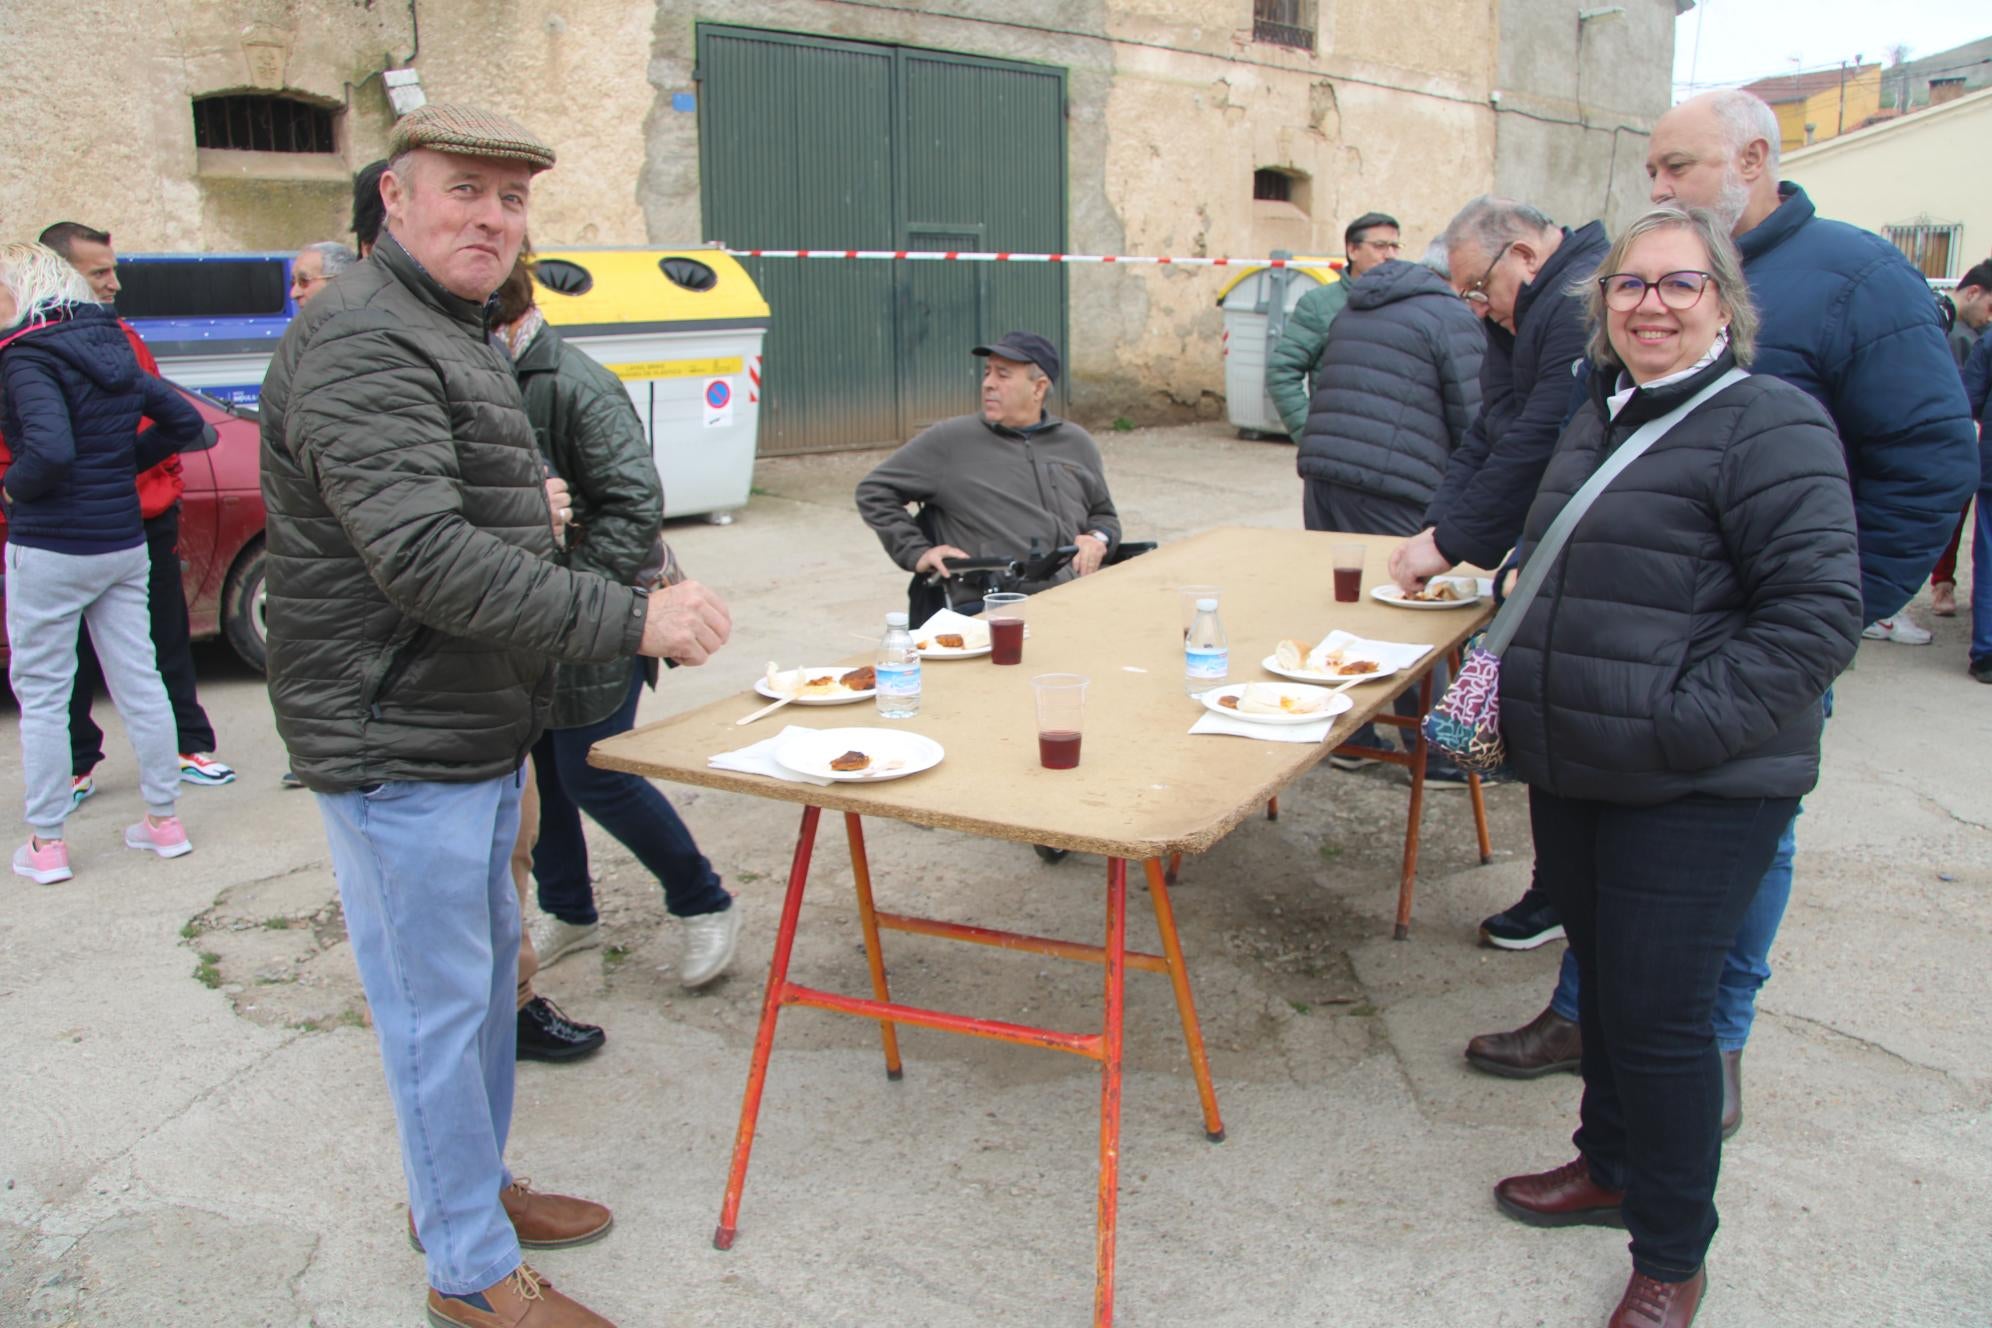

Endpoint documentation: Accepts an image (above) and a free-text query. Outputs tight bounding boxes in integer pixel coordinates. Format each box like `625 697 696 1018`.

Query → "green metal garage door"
697 25 1069 455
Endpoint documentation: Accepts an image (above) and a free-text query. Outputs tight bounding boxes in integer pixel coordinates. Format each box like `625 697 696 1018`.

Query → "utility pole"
1837 59 1848 136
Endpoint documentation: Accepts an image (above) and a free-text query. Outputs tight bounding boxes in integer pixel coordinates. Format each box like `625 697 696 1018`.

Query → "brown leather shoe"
426 1263 616 1327
409 1181 614 1253
1494 1157 1626 1228
1720 1050 1742 1140
1607 1265 1706 1327
1465 1005 1582 1078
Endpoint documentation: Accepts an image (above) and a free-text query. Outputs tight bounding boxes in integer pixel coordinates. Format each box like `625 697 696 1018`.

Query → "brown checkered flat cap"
388 103 556 173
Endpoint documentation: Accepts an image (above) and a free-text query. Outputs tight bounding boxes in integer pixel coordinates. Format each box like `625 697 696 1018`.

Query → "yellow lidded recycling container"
533 248 771 521
1216 258 1339 440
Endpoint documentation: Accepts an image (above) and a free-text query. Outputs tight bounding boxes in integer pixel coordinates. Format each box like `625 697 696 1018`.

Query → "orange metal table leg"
714 805 821 1250
1165 851 1182 885
1266 796 1279 821
843 813 904 1079
1094 857 1128 1328
1394 670 1435 939
1143 858 1225 1141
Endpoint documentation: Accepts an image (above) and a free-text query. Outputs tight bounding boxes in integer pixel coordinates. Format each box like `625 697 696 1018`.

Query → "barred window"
1253 169 1294 203
192 94 338 154
1884 221 1961 280
1254 0 1316 52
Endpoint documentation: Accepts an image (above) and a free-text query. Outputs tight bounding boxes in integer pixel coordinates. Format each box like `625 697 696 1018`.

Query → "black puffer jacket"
0 304 202 553
260 237 648 792
1499 353 1863 805
1294 260 1484 508
1426 221 1611 568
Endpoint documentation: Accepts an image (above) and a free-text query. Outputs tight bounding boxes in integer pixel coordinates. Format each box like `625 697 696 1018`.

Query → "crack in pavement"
1765 1007 1969 1083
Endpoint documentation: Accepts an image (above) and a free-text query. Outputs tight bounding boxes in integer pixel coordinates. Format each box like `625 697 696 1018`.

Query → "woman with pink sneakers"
1 242 205 882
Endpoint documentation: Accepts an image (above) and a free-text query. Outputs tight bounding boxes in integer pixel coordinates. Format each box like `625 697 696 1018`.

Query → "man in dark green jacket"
1263 210 1402 438
494 258 742 999
260 104 730 1328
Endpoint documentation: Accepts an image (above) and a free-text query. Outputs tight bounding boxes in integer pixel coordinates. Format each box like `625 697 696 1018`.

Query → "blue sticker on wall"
672 92 696 112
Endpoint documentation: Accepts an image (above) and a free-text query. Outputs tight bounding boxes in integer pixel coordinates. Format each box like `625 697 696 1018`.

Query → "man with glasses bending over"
1265 210 1403 440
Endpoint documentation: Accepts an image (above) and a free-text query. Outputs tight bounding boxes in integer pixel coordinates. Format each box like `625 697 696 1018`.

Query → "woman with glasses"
1488 206 1862 1328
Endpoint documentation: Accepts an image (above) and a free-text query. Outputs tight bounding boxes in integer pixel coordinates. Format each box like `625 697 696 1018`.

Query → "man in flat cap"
260 103 730 1328
856 330 1122 616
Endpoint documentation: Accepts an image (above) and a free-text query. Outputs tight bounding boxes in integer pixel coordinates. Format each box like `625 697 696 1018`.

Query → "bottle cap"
1195 597 1217 612
886 611 909 627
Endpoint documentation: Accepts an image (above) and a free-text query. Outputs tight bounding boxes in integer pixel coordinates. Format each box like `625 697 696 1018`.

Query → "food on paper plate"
840 666 876 691
799 674 840 696
934 633 966 649
829 750 872 772
1335 658 1381 676
1274 638 1313 673
1218 694 1241 710
1235 683 1325 716
1405 580 1463 602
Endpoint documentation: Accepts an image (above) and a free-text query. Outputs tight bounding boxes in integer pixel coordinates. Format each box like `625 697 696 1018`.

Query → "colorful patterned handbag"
1422 368 1748 774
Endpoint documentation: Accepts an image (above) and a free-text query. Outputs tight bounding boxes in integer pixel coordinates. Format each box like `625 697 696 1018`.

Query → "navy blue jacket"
0 304 201 554
1425 220 1610 569
1737 184 1978 620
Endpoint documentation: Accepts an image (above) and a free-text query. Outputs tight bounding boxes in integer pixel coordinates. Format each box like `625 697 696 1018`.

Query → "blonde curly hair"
0 241 94 330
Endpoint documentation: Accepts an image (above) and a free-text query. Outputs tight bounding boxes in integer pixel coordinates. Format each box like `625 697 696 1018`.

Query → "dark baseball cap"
972 331 1059 383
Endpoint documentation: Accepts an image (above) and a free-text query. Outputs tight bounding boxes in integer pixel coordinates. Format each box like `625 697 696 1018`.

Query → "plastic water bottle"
875 611 922 718
1185 597 1228 696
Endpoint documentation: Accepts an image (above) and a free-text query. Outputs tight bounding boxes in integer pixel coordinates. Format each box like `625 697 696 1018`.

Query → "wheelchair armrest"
1105 541 1157 567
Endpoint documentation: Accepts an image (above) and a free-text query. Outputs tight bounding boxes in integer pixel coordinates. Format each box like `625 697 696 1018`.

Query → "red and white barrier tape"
724 248 1342 270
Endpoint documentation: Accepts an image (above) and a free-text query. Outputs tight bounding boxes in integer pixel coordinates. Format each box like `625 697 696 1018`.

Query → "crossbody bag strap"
1483 367 1748 656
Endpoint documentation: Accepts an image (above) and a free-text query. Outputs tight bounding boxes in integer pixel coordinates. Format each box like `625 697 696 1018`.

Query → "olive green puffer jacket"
259 236 648 791
513 323 665 729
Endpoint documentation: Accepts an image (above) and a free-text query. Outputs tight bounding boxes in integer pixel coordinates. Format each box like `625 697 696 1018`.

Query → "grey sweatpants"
6 542 179 835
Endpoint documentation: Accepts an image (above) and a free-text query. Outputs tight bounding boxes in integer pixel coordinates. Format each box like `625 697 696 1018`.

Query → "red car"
0 383 268 673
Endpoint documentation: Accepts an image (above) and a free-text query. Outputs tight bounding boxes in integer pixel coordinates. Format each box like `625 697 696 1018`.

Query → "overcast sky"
1672 0 1988 96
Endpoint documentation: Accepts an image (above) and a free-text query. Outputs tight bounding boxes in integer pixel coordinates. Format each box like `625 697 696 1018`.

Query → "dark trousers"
1530 786 1799 1281
70 505 214 774
530 661 730 925
1302 479 1439 747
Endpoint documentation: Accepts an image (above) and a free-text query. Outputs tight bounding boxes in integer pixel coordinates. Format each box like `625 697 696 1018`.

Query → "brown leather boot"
1494 1157 1626 1228
1720 1050 1742 1140
409 1181 614 1253
1607 1265 1706 1327
1465 1005 1582 1078
425 1263 616 1327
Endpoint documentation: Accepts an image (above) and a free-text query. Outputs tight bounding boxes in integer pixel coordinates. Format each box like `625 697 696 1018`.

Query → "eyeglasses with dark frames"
1598 270 1715 313
1459 241 1513 304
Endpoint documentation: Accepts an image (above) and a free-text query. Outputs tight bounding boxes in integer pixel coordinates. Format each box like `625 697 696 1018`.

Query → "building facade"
0 0 1674 450
1783 86 1992 284
1740 63 1884 154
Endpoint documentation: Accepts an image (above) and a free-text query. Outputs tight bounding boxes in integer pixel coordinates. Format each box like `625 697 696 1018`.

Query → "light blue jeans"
1549 690 1830 1052
316 772 524 1296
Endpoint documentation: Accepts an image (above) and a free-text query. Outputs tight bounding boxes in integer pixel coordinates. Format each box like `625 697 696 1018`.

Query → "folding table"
591 527 1495 1324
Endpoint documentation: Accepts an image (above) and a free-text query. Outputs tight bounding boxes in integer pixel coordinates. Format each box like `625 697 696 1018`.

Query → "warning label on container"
703 378 735 429
603 355 744 381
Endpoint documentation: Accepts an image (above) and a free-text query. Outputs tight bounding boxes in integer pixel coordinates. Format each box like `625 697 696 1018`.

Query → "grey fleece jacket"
855 413 1120 586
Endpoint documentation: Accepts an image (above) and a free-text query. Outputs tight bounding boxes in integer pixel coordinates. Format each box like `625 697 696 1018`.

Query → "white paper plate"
912 636 992 659
1199 684 1354 727
1371 577 1484 610
754 667 876 706
1259 653 1403 685
773 727 946 782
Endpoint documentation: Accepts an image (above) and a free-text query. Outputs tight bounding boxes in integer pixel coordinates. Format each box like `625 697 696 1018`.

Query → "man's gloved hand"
638 580 732 665
915 544 971 578
1072 532 1108 577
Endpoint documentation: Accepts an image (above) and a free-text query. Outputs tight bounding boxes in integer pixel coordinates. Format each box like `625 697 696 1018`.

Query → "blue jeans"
317 773 524 1296
532 661 730 924
1972 492 1992 665
1549 689 1830 1051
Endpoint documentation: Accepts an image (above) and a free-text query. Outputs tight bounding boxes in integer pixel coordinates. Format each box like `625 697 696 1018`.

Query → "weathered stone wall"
0 0 1670 427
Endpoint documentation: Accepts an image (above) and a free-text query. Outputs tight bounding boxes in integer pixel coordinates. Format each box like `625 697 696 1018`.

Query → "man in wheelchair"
856 331 1128 619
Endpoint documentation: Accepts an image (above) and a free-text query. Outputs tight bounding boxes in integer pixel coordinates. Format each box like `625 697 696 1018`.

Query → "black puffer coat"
1498 353 1863 805
0 304 202 553
1294 260 1485 509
